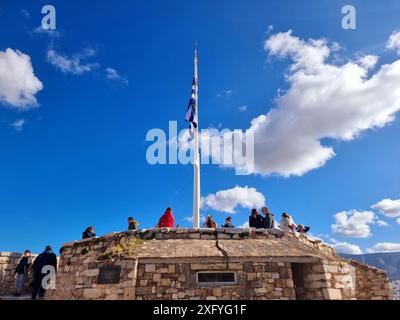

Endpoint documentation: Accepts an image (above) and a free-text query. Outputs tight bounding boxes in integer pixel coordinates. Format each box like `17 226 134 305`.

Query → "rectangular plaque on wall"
97 265 122 284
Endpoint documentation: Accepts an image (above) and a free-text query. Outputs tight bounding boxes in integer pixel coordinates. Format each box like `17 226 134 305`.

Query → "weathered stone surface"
322 288 342 300
83 288 103 299
15 227 390 301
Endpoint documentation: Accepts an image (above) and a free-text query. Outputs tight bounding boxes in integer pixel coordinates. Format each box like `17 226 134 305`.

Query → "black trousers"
31 274 46 300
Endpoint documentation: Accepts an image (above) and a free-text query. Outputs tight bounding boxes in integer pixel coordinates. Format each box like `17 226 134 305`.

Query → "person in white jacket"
279 212 297 232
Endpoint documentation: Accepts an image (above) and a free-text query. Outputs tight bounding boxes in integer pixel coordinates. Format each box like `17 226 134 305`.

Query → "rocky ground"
391 280 400 300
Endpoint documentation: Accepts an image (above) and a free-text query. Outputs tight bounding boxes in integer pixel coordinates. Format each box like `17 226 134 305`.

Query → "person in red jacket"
156 207 175 228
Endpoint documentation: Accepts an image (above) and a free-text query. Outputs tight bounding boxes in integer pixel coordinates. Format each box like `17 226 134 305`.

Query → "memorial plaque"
97 265 121 284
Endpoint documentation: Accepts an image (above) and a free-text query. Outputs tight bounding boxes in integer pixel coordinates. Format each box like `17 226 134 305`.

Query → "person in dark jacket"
296 224 310 235
31 245 57 300
14 250 32 296
261 207 275 229
222 216 235 228
82 226 96 239
128 217 139 230
249 209 263 228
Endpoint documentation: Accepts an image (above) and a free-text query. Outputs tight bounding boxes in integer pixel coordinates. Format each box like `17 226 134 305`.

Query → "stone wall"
135 261 296 300
0 252 37 295
350 260 393 300
46 228 392 300
47 257 138 300
293 260 356 300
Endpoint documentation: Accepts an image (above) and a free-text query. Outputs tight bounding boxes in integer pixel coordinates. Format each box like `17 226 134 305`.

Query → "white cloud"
32 26 60 38
371 198 400 218
358 55 379 70
230 30 400 177
377 220 389 227
11 119 25 131
201 186 265 214
0 48 43 109
331 210 376 238
238 105 248 112
386 30 400 55
397 218 400 225
237 221 249 228
332 242 362 255
217 89 234 98
46 48 99 75
105 67 128 84
367 242 400 253
184 215 206 224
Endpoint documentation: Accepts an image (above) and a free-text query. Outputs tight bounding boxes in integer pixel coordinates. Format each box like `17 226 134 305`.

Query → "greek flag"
185 78 197 131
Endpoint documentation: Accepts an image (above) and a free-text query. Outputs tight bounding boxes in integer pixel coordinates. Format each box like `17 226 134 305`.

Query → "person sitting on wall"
82 226 96 239
205 215 217 228
128 216 139 230
13 250 32 297
279 213 297 232
249 208 263 228
296 224 310 235
261 207 275 229
271 213 281 229
156 207 175 228
31 245 57 300
222 216 235 228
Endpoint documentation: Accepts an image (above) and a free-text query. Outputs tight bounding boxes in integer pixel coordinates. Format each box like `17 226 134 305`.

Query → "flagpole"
193 44 201 228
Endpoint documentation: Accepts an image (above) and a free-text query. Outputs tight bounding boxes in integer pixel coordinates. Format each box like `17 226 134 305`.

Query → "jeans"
15 273 26 294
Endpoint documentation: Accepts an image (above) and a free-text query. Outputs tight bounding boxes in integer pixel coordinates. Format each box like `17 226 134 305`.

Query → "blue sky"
0 0 399 254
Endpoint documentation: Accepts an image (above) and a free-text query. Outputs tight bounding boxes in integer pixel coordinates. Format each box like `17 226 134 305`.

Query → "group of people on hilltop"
249 207 310 235
13 245 58 300
81 206 310 241
81 208 175 240
204 215 235 228
13 205 309 299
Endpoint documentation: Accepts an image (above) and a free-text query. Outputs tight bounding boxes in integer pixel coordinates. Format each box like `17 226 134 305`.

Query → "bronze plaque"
97 265 121 284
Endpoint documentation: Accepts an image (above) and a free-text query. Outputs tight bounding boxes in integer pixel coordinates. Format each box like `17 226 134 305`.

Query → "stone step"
0 294 32 300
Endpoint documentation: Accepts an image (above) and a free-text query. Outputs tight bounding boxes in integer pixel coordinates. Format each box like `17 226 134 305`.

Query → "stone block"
188 233 200 239
225 228 244 234
122 287 135 300
323 265 339 273
161 279 171 286
168 265 176 273
267 229 284 236
83 288 103 300
85 268 99 277
200 234 216 240
322 288 342 300
213 288 222 297
153 273 161 282
177 292 186 299
145 264 156 272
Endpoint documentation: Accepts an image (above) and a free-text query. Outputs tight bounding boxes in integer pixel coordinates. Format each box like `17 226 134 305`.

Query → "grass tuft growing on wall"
98 237 146 260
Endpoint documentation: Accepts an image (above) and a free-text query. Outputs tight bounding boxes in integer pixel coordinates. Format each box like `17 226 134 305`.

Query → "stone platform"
43 228 392 300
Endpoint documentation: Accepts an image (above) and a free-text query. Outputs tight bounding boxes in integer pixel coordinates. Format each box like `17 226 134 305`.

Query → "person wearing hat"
222 216 235 228
13 250 32 296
